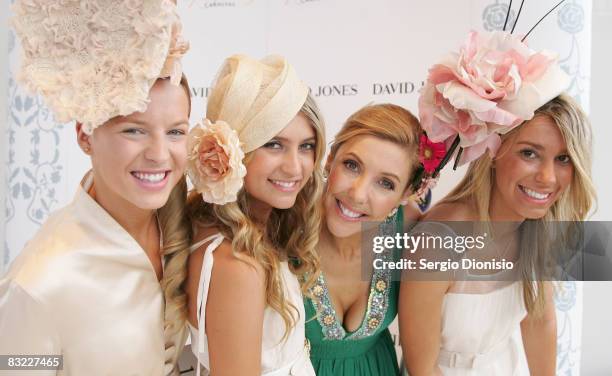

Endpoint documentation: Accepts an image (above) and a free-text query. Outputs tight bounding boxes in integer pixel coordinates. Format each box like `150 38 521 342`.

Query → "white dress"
402 222 530 375
188 234 315 376
438 281 529 375
0 173 185 376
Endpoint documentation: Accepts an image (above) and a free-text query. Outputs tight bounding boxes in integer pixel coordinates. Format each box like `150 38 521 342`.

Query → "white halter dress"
188 233 315 376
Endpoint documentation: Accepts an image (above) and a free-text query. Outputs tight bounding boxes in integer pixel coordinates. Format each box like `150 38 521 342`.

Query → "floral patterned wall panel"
3 0 90 268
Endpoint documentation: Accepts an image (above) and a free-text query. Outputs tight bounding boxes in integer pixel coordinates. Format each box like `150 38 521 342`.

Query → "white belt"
438 338 515 369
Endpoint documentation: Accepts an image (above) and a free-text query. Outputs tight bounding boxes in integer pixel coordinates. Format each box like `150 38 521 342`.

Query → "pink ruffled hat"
11 0 189 134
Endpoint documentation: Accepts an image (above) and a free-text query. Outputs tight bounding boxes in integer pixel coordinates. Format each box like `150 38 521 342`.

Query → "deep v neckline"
80 171 165 283
310 249 394 340
310 208 402 340
319 271 374 335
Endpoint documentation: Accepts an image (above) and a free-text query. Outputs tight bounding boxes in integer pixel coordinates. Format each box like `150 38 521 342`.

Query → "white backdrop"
0 0 9 275
2 1 605 374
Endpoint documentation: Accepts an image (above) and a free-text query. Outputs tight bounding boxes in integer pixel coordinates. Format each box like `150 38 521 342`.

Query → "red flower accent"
419 134 446 173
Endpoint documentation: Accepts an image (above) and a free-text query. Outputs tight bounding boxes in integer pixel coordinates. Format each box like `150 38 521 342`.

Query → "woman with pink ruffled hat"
398 24 596 376
0 1 192 375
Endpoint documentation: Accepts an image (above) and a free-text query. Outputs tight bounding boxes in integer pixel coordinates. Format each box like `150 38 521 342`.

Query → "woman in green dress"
304 104 427 375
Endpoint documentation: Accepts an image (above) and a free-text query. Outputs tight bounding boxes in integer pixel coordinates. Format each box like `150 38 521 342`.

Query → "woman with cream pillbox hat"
185 54 326 375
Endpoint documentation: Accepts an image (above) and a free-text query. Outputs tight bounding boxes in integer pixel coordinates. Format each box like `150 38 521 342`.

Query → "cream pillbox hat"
206 54 309 153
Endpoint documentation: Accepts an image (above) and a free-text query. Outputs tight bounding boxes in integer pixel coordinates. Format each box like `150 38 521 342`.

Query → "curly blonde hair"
157 75 193 361
440 94 597 315
187 93 325 337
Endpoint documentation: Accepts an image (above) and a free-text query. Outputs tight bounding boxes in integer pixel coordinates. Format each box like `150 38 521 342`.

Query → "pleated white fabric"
438 281 529 375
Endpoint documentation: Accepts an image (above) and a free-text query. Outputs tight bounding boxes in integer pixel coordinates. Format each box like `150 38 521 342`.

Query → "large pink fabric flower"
418 31 570 165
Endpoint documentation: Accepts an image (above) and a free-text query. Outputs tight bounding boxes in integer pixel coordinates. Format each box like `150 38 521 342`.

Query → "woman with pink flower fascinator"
184 54 326 375
303 103 428 376
399 2 596 375
0 1 192 375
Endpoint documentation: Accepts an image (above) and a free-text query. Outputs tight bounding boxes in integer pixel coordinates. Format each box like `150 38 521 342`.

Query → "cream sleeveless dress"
188 233 315 376
404 222 530 375
437 280 529 375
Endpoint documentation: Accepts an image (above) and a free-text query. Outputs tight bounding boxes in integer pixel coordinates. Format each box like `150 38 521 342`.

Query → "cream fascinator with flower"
186 55 309 205
412 2 572 202
11 0 189 134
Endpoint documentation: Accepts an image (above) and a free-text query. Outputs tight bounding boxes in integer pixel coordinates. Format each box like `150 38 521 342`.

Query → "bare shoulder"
186 226 265 327
402 201 422 222
192 224 223 249
188 224 265 290
204 240 268 374
205 241 267 337
187 226 223 281
422 201 478 221
210 240 266 286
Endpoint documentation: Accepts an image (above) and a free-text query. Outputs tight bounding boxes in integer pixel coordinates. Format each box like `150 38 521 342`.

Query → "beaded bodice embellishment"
309 248 394 340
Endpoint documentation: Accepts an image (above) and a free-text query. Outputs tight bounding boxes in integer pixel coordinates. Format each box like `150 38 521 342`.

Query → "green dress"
304 210 403 376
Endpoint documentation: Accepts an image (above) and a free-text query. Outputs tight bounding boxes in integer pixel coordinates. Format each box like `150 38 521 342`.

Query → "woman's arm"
186 238 266 376
520 281 557 375
398 280 449 376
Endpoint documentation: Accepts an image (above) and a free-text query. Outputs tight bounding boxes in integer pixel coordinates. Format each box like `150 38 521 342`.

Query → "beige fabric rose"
187 120 246 205
11 0 189 133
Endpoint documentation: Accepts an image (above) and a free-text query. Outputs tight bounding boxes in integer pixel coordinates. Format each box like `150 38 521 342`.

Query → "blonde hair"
440 94 597 315
329 103 422 191
187 93 325 337
158 74 193 361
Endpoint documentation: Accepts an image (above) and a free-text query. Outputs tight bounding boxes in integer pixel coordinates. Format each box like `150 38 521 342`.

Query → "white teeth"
338 200 363 219
133 172 166 183
271 180 297 188
521 186 551 200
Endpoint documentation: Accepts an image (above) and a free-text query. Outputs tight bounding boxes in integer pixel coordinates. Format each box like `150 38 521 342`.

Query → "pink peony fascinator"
417 0 571 174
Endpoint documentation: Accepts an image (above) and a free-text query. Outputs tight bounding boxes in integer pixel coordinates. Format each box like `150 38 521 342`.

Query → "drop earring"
387 206 399 219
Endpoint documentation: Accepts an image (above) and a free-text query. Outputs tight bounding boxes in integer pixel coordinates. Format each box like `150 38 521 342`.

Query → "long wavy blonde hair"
187 93 325 337
439 94 597 315
157 75 193 353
